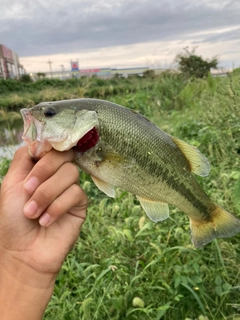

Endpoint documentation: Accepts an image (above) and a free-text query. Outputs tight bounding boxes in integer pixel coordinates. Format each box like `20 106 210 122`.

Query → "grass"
0 71 240 319
0 76 156 110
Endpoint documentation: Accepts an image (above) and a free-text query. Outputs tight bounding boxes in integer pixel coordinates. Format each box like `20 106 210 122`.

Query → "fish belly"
74 144 212 219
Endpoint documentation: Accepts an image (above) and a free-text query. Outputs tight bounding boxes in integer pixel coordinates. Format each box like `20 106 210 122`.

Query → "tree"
143 69 156 78
175 47 218 79
20 74 33 83
36 72 46 79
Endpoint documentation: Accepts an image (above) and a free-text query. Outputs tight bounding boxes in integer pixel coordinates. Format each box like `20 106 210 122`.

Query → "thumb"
5 146 34 185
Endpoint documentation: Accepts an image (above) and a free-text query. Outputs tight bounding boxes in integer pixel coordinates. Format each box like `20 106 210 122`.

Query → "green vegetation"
0 76 157 110
20 73 33 83
36 72 47 79
0 69 240 319
175 47 218 79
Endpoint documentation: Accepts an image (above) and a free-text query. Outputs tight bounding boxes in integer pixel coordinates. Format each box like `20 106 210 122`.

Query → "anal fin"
136 196 169 222
91 175 116 198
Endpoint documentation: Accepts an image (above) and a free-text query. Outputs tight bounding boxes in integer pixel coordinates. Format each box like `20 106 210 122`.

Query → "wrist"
0 249 56 320
0 246 57 288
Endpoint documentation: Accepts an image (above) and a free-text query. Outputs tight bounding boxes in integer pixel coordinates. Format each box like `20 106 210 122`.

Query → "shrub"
176 47 218 79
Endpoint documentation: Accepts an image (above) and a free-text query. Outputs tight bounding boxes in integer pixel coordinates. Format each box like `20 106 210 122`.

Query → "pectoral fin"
171 136 210 177
137 196 169 222
97 147 133 168
91 175 116 198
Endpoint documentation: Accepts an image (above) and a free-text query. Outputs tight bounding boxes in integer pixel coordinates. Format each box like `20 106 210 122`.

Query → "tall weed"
0 71 240 319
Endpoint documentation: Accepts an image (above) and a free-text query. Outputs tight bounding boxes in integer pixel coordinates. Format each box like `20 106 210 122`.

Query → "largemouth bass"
20 98 240 247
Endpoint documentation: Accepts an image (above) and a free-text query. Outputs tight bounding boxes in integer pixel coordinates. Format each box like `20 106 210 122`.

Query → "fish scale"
80 101 209 211
21 98 240 247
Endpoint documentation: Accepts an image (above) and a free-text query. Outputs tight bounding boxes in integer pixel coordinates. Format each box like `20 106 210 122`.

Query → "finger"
23 162 79 219
5 146 34 182
24 148 75 194
38 184 88 227
1 146 35 194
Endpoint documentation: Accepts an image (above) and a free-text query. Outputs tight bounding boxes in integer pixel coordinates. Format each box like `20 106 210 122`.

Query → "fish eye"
43 107 56 118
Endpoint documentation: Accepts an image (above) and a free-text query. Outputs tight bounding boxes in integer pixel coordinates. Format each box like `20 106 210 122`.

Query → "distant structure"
31 66 165 80
0 44 25 79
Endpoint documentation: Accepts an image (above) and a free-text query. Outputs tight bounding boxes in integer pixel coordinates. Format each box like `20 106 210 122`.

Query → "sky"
1 0 240 73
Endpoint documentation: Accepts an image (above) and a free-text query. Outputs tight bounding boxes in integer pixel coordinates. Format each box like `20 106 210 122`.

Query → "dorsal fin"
171 136 210 177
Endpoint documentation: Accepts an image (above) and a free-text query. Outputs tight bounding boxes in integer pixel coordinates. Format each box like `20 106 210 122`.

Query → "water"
0 142 25 159
0 125 24 159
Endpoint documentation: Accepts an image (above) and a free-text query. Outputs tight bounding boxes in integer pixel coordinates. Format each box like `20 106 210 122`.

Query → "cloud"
1 0 239 71
1 0 240 54
202 27 240 42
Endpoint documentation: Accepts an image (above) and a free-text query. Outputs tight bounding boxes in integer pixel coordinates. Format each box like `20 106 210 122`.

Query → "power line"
21 60 51 64
22 59 70 64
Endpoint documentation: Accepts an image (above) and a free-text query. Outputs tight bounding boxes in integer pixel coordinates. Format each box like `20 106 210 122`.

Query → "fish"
20 98 240 247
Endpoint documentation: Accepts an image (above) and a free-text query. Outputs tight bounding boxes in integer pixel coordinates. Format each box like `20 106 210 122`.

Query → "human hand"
0 146 87 284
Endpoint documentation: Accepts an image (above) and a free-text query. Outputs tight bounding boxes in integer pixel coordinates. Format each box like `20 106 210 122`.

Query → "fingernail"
39 213 51 227
24 200 38 217
24 177 39 193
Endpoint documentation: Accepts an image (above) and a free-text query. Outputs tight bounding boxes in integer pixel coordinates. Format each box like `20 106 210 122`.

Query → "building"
77 66 150 78
31 66 160 80
0 44 25 79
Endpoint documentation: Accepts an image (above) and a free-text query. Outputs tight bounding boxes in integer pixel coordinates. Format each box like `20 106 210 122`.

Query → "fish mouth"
21 108 99 159
21 108 43 142
74 127 99 153
20 108 52 159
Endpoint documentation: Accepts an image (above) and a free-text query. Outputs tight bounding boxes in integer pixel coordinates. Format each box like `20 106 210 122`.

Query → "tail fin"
190 204 240 247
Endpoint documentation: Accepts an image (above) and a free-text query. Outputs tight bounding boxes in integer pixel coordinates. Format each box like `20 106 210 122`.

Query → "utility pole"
47 60 53 78
60 64 65 79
